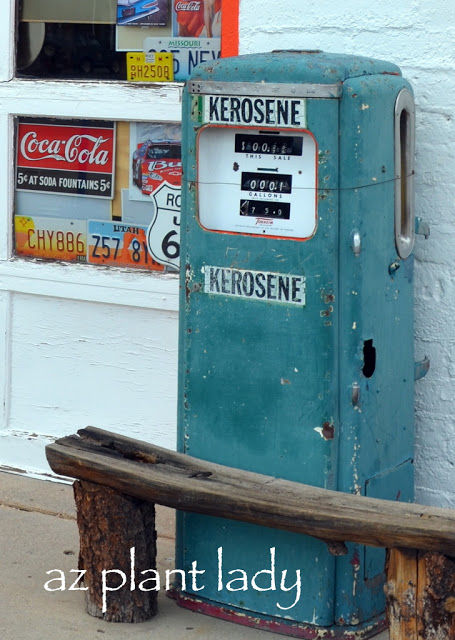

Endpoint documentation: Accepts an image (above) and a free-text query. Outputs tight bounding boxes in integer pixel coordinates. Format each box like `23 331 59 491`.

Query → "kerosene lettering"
204 266 306 306
220 97 230 122
265 99 275 125
241 99 253 124
255 272 266 298
242 271 255 296
254 99 265 124
207 96 305 128
221 268 230 293
277 101 289 124
209 267 221 292
230 97 242 124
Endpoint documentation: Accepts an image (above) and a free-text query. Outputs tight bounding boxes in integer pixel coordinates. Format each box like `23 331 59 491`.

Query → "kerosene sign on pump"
175 51 428 638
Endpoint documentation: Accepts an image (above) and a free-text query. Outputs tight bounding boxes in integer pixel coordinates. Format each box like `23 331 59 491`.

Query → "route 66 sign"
147 182 181 269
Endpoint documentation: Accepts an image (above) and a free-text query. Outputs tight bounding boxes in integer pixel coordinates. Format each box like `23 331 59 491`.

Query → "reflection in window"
17 0 222 82
18 23 126 80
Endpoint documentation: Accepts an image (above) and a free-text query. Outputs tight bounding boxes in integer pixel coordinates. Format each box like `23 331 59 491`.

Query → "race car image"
132 139 182 195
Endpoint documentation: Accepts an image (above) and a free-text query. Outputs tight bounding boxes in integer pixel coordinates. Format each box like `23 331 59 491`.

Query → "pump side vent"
394 89 415 259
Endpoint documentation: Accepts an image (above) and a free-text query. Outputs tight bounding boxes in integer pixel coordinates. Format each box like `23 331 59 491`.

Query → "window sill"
0 258 180 311
0 78 184 122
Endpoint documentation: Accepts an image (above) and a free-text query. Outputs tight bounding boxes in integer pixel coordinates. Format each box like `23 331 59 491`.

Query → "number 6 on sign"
147 182 181 269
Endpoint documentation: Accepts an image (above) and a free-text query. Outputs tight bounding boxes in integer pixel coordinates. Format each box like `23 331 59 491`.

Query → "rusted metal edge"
168 588 388 639
188 80 342 98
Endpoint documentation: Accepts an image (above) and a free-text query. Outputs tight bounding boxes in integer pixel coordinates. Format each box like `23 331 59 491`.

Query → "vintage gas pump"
175 51 425 638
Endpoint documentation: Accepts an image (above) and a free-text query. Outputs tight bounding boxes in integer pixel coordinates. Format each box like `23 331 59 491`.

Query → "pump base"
168 588 388 639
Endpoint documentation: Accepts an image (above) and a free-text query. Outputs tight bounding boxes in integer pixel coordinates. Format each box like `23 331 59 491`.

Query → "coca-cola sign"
17 121 114 173
175 1 202 10
16 118 115 198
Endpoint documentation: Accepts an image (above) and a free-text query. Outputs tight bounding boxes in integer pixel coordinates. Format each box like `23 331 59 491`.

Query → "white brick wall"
239 0 455 507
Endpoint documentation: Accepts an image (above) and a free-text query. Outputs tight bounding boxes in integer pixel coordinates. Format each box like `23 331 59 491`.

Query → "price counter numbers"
127 52 174 82
235 133 303 157
240 201 291 220
241 172 292 194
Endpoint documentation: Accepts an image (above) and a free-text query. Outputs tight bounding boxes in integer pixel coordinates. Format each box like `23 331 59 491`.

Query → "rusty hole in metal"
322 422 334 440
362 339 376 378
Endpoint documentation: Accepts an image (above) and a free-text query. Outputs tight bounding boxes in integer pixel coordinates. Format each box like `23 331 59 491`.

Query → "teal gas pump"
175 51 425 638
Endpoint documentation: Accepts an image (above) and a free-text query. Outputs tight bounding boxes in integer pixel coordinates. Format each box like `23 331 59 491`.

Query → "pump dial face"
197 126 317 240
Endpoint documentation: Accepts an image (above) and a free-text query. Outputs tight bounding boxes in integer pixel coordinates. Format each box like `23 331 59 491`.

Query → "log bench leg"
73 480 157 622
385 548 455 640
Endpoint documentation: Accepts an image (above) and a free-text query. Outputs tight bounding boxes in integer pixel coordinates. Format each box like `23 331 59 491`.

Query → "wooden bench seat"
46 426 455 638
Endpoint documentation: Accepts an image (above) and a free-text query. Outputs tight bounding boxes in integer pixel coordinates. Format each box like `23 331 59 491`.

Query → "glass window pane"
17 0 223 81
14 116 182 272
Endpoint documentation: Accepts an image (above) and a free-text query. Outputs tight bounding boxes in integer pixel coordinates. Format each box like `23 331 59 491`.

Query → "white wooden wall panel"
2 294 178 475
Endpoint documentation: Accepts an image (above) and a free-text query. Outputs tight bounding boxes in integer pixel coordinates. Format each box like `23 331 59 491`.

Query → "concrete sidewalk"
0 471 388 640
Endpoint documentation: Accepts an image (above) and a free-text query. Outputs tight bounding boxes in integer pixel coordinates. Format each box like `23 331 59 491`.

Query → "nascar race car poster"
129 122 181 203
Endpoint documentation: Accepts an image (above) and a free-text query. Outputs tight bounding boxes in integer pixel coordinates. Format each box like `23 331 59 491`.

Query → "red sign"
173 0 221 37
16 119 115 198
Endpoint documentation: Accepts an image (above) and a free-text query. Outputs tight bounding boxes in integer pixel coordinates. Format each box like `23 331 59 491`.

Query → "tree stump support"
385 548 455 639
73 479 157 623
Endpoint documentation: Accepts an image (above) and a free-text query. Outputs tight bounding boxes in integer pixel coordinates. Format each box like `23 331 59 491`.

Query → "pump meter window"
197 126 317 240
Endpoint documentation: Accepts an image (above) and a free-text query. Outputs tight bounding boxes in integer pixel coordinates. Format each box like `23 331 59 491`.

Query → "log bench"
45 426 455 638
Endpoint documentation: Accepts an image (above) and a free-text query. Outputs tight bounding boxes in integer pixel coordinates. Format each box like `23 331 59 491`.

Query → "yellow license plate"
127 52 174 82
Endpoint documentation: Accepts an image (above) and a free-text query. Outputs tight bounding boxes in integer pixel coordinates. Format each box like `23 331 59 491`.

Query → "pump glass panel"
197 126 317 240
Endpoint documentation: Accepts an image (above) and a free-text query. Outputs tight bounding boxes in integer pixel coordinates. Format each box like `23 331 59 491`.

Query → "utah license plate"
88 220 164 270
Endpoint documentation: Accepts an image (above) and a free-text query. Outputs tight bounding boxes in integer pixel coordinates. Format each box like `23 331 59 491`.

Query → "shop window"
17 0 222 82
14 116 181 271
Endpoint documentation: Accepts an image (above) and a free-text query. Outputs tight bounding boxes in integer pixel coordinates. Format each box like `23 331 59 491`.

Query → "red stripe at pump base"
167 588 388 639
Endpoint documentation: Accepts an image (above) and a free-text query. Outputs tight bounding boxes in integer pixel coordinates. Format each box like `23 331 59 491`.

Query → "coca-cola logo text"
175 1 201 11
20 132 109 166
17 122 115 174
